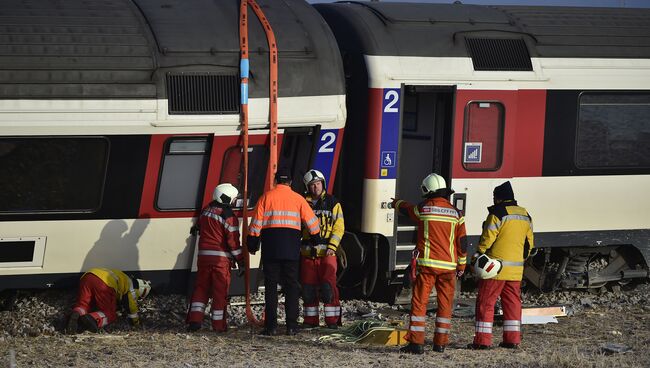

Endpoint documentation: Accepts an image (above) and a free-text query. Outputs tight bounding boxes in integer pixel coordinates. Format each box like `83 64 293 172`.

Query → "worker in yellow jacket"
300 169 345 329
65 268 151 333
469 181 534 350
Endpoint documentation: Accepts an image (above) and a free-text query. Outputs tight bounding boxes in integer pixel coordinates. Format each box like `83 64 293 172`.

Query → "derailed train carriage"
316 2 650 299
0 0 345 293
1 0 650 302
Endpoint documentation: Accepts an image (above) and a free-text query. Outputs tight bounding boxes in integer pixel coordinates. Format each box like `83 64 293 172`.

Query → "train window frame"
155 136 211 212
575 92 650 169
219 144 269 209
461 101 505 172
0 136 109 214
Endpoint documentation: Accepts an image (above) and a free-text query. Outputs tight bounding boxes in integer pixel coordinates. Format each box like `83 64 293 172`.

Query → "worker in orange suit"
186 183 244 333
392 173 467 354
247 167 321 336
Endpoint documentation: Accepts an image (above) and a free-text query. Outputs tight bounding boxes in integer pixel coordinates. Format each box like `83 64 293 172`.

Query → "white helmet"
212 183 239 206
303 169 326 188
136 279 152 299
473 254 502 279
421 173 446 196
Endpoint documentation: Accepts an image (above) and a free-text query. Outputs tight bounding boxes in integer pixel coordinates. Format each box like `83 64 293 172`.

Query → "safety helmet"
303 169 326 188
421 173 446 196
136 279 152 299
212 183 239 206
473 254 502 279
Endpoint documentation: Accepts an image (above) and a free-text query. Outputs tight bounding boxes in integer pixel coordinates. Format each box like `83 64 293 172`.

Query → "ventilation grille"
167 74 240 114
465 38 533 71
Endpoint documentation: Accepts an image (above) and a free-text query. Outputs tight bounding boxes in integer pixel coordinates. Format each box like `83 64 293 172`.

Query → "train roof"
315 2 650 59
0 0 344 101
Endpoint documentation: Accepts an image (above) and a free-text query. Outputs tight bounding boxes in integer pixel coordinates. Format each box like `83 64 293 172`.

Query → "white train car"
316 2 650 299
0 0 345 294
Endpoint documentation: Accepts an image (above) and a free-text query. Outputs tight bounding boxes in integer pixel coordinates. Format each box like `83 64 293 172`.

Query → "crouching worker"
66 268 151 334
187 183 244 332
392 173 467 354
300 169 345 329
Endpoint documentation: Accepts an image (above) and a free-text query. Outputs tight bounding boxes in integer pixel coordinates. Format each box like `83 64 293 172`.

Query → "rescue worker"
65 268 151 334
186 183 244 332
392 173 467 354
247 167 321 336
300 169 344 329
469 181 534 350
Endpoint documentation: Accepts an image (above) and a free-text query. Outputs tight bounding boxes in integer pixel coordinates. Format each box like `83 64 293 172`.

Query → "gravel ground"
2 282 650 367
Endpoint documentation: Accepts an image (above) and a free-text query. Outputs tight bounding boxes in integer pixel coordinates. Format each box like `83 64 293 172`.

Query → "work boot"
467 343 490 350
399 343 424 355
499 342 520 349
65 312 80 334
259 327 277 336
79 314 100 333
432 344 445 353
326 324 338 330
286 327 299 336
301 323 318 329
187 322 201 332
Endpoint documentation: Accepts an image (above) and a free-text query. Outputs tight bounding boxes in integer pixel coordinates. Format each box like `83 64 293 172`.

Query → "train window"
0 137 108 213
220 145 269 208
156 137 210 211
577 93 650 168
462 101 505 171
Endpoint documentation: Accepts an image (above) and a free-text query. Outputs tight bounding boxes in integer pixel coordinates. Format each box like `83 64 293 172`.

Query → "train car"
0 0 345 294
316 2 650 299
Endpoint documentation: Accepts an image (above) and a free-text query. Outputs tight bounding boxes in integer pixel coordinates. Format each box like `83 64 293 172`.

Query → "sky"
308 0 650 8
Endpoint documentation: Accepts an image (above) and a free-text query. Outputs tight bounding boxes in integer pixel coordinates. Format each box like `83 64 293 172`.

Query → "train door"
394 86 455 271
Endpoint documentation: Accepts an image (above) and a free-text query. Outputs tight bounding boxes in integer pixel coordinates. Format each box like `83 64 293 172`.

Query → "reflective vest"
478 200 534 281
197 201 242 266
302 192 345 257
395 197 467 272
249 184 320 236
84 268 141 325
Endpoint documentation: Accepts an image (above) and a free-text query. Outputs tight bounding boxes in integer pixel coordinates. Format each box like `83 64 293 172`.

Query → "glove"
456 266 465 278
391 197 399 209
310 234 323 247
235 259 246 277
189 225 199 236
247 236 260 255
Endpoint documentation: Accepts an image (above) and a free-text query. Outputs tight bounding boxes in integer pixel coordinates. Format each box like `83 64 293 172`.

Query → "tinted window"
577 93 650 168
156 137 210 210
220 145 269 208
462 102 505 171
0 137 108 213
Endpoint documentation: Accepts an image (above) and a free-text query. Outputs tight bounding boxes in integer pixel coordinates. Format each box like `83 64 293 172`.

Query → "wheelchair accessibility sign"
381 151 396 167
464 143 482 163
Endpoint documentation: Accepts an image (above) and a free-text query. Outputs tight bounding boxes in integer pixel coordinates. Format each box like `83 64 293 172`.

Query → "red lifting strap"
239 0 279 328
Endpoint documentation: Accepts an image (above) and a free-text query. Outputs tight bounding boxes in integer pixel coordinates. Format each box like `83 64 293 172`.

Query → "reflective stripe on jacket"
197 201 242 266
84 268 140 325
302 192 344 256
478 200 534 281
395 197 467 272
249 184 320 236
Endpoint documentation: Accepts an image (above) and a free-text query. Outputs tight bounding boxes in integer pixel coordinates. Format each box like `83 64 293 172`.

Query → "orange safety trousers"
406 268 456 346
300 255 341 326
72 273 117 329
474 279 522 346
187 263 232 332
